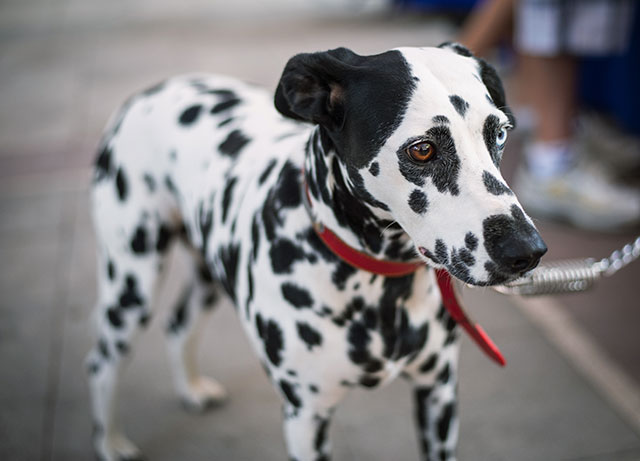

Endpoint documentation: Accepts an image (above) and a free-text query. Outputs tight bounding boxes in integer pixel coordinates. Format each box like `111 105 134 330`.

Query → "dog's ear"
274 48 361 128
475 57 516 127
438 41 474 58
438 42 516 127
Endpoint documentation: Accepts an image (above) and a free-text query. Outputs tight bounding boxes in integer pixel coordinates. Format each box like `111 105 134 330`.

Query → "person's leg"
459 0 514 56
517 53 577 177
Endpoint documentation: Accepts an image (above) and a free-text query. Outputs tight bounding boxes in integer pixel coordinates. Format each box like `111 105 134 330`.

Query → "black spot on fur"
95 146 112 181
331 262 357 290
87 361 100 375
106 307 124 329
164 175 177 195
347 322 371 365
115 168 128 201
119 275 143 308
437 403 455 441
139 312 151 328
156 224 172 252
432 115 450 125
414 387 432 441
465 232 478 251
142 173 156 192
211 98 241 114
419 354 437 373
281 283 313 308
251 214 261 261
107 260 116 281
437 363 451 384
221 177 238 224
315 417 329 451
209 89 236 98
219 129 250 157
363 307 378 330
197 200 214 256
408 189 429 214
255 313 265 339
264 320 284 366
115 341 129 355
130 226 148 254
396 316 430 360
218 117 234 127
359 375 380 388
458 247 475 266
279 379 301 408
482 170 512 195
168 286 191 334
275 161 301 208
218 244 240 302
270 238 305 274
98 338 110 360
259 159 277 185
378 275 414 358
179 105 202 125
435 239 449 265
449 95 469 118
297 322 322 350
369 161 380 177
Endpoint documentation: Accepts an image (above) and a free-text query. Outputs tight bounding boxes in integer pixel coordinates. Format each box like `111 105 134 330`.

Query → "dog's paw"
95 432 143 461
180 376 228 412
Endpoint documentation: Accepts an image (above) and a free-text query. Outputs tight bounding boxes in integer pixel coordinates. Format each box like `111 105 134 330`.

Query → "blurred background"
1 0 639 459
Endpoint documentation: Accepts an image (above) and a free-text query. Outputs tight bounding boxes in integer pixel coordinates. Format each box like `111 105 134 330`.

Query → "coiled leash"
492 236 640 296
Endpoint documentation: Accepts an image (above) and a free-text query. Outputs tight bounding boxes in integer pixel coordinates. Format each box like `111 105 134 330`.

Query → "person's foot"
514 160 640 232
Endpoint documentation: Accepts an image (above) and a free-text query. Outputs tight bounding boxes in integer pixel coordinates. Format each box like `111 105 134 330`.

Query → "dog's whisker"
380 220 399 237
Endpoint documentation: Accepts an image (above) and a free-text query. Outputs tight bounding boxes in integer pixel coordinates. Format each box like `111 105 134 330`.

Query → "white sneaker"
514 161 640 232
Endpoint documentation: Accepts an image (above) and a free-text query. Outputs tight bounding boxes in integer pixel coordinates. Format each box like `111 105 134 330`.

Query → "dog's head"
275 44 546 286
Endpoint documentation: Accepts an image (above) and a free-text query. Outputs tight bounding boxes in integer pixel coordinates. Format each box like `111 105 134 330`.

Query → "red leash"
304 180 506 366
435 269 506 366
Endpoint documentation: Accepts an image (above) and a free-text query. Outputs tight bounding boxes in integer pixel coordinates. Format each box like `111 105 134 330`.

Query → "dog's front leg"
282 404 333 461
409 351 460 461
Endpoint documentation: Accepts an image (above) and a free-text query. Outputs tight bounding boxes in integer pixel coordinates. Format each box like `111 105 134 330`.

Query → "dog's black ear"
438 42 516 127
438 41 474 58
476 57 516 127
274 48 361 128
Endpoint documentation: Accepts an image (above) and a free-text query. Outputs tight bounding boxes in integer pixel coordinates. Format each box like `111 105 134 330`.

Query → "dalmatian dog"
87 43 546 461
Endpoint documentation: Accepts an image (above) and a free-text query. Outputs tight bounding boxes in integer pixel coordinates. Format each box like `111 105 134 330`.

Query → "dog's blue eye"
496 127 508 148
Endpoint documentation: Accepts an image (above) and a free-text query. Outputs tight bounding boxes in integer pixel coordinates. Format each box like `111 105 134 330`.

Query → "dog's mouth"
418 246 531 287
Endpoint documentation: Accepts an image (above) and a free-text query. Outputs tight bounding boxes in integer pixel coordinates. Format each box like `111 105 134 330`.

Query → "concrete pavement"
1 1 639 460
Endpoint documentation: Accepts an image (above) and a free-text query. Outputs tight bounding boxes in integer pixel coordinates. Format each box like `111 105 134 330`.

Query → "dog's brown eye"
406 141 435 163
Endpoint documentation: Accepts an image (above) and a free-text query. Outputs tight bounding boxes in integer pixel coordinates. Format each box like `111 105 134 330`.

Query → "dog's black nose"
483 206 547 276
498 233 547 274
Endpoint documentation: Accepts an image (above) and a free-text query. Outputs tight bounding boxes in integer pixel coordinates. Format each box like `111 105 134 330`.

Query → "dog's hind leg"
165 255 228 411
87 199 178 461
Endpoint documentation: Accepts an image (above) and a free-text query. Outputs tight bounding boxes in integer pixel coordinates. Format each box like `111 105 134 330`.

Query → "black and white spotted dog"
88 43 546 461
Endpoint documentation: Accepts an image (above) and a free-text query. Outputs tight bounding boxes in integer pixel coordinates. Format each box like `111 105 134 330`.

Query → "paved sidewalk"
1 1 639 460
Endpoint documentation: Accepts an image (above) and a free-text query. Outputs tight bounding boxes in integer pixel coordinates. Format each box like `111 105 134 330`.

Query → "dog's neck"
303 127 418 262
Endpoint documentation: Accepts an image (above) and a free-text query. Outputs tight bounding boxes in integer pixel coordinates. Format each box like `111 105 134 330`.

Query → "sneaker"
514 161 640 232
577 112 640 181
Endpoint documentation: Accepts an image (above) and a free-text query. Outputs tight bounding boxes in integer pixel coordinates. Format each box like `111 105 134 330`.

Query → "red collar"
302 177 506 366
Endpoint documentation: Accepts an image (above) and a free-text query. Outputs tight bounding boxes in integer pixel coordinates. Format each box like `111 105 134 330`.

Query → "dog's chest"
144 75 449 382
